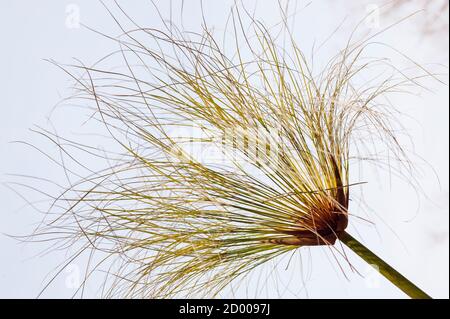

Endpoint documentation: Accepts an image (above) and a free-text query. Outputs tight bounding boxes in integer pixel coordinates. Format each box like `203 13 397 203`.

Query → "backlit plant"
23 3 440 299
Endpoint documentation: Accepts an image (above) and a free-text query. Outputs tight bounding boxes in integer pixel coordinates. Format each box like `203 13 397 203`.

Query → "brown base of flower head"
265 193 349 247
263 216 348 247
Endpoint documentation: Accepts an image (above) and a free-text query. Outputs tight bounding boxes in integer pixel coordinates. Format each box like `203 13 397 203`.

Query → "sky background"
0 0 448 298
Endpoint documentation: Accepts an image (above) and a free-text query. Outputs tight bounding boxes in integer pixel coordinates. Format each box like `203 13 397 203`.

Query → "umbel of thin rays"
28 5 436 298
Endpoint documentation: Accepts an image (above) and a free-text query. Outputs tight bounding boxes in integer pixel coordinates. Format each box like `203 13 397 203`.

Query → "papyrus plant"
28 5 437 298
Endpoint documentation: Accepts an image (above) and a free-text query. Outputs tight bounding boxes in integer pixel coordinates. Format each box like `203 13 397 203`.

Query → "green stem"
340 231 431 299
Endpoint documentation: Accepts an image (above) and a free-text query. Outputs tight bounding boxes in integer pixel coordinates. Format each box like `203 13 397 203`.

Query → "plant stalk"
340 231 431 299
